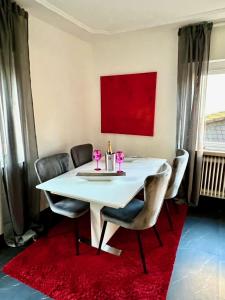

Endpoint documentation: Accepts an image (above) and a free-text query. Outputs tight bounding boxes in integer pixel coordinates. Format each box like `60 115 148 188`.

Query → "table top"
36 157 166 208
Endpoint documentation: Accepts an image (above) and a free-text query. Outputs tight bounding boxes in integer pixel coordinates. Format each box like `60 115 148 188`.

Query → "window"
204 60 225 152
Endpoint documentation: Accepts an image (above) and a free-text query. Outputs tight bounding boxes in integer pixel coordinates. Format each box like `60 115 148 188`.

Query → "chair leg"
74 218 80 256
165 200 174 230
97 221 107 255
152 225 163 247
136 231 148 274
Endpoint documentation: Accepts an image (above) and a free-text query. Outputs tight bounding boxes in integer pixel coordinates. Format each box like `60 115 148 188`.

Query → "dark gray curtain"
177 22 213 205
0 0 40 246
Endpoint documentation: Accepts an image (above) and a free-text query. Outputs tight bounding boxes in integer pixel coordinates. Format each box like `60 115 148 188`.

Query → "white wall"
210 25 225 60
86 24 225 161
29 16 96 158
87 27 178 161
28 16 97 210
28 20 225 162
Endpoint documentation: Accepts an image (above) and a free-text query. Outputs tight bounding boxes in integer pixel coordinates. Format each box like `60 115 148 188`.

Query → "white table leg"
90 202 122 255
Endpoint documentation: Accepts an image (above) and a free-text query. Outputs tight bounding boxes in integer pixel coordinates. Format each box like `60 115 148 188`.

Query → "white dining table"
36 157 166 255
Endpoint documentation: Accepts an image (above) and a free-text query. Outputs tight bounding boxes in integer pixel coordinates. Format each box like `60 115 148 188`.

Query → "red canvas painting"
101 72 157 136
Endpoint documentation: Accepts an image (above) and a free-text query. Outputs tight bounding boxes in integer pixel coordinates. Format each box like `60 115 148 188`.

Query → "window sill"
203 150 225 157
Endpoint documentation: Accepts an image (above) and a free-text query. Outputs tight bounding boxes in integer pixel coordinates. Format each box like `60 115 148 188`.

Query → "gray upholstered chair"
34 153 89 255
164 149 189 230
70 143 93 168
97 162 172 274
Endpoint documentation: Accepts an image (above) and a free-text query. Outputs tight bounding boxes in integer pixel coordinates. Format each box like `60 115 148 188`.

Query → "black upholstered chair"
97 163 172 274
164 149 189 230
34 153 89 255
70 143 93 168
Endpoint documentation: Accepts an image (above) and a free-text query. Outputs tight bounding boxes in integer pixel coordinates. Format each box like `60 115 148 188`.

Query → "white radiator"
200 152 225 199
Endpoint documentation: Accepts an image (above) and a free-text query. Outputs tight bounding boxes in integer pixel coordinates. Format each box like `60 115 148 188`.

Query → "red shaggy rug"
3 204 187 300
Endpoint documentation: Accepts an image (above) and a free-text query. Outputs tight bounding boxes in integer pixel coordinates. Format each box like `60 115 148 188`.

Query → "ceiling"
17 0 225 36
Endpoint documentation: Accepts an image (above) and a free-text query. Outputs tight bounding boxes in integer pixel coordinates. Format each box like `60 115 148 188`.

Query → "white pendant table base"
90 203 122 255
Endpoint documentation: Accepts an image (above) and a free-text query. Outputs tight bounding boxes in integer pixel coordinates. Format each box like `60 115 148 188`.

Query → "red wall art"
101 72 157 136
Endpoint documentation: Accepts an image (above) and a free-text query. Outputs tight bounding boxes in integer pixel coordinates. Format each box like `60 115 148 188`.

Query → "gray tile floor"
168 197 225 300
0 197 224 300
0 246 50 299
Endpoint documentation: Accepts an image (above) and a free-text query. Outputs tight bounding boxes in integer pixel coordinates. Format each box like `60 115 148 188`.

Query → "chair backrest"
132 162 172 230
165 149 189 199
70 143 93 168
34 153 69 206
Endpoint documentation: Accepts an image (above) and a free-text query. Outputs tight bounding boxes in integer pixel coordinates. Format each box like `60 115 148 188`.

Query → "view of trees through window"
204 69 225 151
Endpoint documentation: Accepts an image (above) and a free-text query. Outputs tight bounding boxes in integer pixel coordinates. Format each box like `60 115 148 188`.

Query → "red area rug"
3 204 187 300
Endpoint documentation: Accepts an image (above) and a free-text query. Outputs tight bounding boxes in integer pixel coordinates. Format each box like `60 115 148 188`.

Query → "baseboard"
191 196 225 212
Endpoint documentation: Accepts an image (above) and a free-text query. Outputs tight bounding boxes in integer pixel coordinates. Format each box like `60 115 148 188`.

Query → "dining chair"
70 143 93 168
97 162 172 274
164 149 189 230
34 153 89 255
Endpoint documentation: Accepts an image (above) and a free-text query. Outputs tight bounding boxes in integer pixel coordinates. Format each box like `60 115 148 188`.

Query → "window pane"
204 73 225 151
